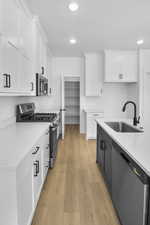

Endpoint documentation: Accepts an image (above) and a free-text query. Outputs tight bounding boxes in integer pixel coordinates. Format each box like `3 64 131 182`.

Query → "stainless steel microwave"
36 73 48 96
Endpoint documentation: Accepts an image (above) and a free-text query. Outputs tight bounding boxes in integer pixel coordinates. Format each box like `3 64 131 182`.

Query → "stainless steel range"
16 103 60 168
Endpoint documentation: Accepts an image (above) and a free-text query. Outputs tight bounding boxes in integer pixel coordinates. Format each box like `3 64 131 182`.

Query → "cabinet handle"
8 74 11 88
120 152 130 164
32 146 40 155
3 74 10 88
46 130 49 135
41 66 44 75
93 114 100 117
119 74 123 79
132 167 141 177
100 140 105 150
46 144 49 149
30 82 34 91
37 160 40 174
34 160 39 177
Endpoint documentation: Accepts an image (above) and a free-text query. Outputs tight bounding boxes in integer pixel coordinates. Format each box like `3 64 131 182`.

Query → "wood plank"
32 125 120 225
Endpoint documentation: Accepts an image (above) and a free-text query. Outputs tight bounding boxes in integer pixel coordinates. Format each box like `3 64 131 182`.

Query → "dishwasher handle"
120 151 149 184
120 152 130 164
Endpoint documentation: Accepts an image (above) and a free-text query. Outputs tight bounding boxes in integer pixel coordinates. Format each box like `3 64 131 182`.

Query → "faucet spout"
122 101 140 126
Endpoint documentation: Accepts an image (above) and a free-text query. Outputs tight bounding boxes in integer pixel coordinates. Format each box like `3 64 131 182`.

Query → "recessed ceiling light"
68 2 79 12
70 38 77 44
137 39 144 45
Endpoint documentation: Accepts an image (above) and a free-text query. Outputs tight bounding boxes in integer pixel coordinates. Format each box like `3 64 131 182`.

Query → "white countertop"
0 123 49 169
96 118 150 176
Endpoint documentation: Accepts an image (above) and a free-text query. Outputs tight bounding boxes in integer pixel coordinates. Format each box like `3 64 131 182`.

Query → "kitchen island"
96 119 150 225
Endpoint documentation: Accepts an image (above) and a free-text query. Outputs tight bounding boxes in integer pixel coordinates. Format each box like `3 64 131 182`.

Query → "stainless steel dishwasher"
112 142 149 225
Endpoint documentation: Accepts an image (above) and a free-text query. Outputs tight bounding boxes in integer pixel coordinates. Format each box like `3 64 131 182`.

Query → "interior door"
61 75 65 139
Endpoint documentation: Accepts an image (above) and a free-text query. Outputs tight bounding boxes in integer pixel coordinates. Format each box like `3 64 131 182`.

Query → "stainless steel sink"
105 122 143 133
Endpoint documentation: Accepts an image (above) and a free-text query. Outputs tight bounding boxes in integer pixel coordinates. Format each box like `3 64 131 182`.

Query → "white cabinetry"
105 50 138 82
16 153 33 225
0 37 20 93
19 9 33 60
0 126 50 225
42 128 50 180
0 151 33 225
0 0 36 96
32 128 49 207
85 53 103 96
33 21 48 77
32 145 42 207
85 111 104 139
1 0 20 48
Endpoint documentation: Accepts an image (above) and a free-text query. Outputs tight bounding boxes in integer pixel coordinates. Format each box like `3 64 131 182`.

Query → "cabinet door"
47 54 52 95
122 52 137 82
105 50 122 82
1 0 20 48
105 50 137 82
32 146 42 207
42 129 49 181
16 153 33 225
0 38 19 93
19 10 33 60
19 54 34 94
96 126 105 171
85 53 103 96
103 132 112 193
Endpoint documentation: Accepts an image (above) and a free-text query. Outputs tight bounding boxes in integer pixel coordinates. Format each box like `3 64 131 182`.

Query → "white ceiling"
25 0 150 56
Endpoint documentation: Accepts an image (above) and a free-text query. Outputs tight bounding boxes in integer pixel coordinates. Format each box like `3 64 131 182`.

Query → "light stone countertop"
0 123 50 169
96 118 150 176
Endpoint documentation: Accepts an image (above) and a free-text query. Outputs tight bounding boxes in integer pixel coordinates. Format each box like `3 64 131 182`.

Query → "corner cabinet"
104 50 138 83
84 53 103 96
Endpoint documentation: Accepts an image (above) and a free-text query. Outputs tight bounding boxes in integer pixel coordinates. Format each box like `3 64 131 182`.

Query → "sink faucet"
122 101 140 126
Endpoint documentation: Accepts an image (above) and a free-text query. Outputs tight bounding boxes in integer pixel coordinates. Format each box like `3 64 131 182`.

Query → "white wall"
51 57 83 108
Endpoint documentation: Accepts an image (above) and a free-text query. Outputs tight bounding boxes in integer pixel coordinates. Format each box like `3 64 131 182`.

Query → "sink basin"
105 122 143 133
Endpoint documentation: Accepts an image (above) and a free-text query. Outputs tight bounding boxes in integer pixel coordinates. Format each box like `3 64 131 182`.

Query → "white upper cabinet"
85 53 103 96
1 0 20 48
0 37 20 93
33 22 48 76
104 50 138 83
18 8 34 60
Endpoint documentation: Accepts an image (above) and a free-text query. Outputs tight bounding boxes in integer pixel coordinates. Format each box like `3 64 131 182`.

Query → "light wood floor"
32 125 120 225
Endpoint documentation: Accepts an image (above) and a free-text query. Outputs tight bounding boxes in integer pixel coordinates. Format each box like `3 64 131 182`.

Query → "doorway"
61 76 80 139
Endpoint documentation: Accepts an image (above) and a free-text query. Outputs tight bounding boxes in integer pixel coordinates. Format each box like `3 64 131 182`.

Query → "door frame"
61 74 80 139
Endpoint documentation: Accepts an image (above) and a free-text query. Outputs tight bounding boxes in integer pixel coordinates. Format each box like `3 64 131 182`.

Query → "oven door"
49 125 59 168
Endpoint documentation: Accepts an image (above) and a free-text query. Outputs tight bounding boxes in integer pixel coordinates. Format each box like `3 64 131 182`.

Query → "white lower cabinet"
85 111 104 139
0 127 50 225
32 145 42 208
42 129 50 180
16 153 33 225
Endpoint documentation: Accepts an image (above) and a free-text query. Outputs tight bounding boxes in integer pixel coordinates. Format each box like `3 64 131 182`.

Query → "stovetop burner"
16 103 58 124
33 113 57 122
